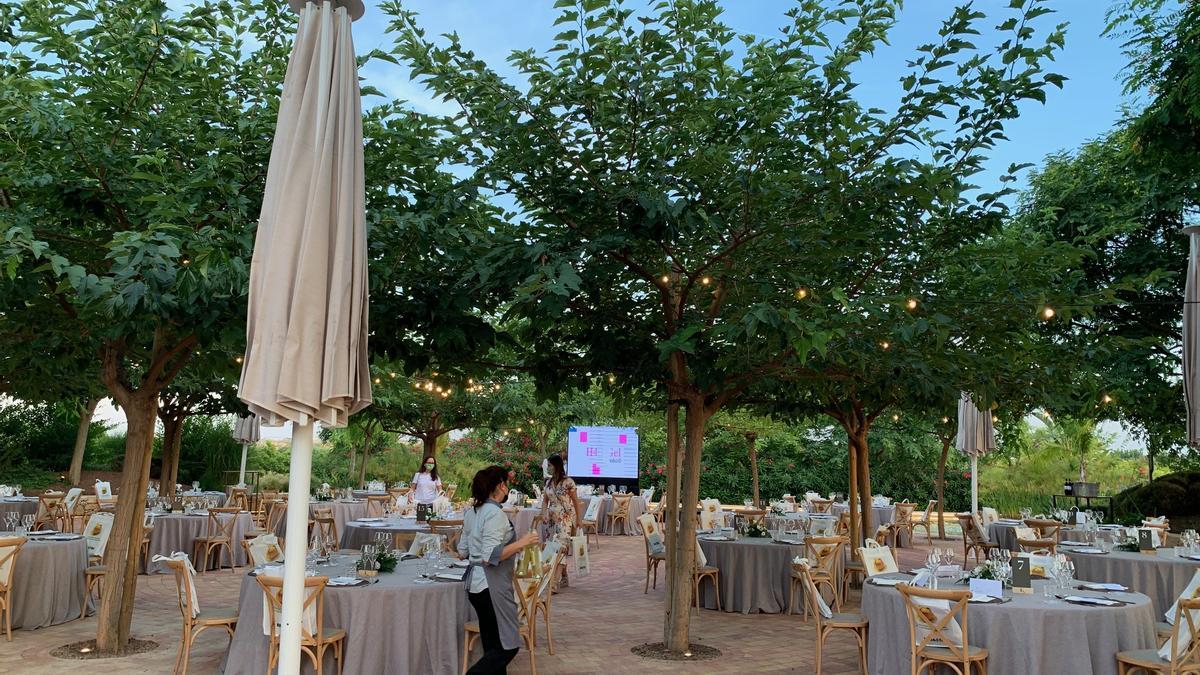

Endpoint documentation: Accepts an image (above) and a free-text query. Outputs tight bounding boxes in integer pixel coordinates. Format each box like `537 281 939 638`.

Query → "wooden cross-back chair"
804 535 847 614
889 501 917 547
0 536 27 641
914 500 938 544
810 499 834 514
956 513 998 564
606 493 634 535
795 561 868 675
163 557 238 675
428 519 463 554
1023 518 1062 541
365 495 391 518
257 574 345 675
34 492 66 531
1119 597 1200 674
897 583 988 675
227 487 250 512
193 507 239 573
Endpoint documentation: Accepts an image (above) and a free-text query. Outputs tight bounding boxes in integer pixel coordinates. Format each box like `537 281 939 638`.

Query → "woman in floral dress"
541 454 578 548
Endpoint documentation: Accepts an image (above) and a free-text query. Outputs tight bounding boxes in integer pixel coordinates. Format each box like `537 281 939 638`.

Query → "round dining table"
1066 547 1200 616
222 555 472 674
0 496 40 521
9 533 89 628
696 535 809 614
145 511 254 573
272 500 367 540
340 514 463 550
862 573 1157 675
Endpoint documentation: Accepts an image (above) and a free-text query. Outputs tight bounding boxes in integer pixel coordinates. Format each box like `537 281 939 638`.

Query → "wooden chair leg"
814 625 824 675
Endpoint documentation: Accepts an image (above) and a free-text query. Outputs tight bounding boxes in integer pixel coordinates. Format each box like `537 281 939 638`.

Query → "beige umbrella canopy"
238 0 371 430
237 1 368 672
231 415 260 487
1185 226 1200 447
955 392 996 516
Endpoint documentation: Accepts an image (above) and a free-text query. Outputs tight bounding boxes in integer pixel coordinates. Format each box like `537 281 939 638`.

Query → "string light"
941 417 949 424
992 415 999 423
413 383 421 390
607 374 616 384
891 413 900 422
389 372 397 378
181 258 191 265
1102 393 1114 404
234 356 243 364
661 275 669 283
373 377 381 384
700 276 711 285
516 427 523 433
880 341 891 350
794 287 809 300
905 298 919 311
1040 305 1056 320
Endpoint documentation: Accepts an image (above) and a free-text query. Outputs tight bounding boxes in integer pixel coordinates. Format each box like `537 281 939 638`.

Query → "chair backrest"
312 506 334 519
266 500 289 532
921 500 938 525
1024 518 1061 540
979 507 999 528
312 516 339 549
162 556 201 619
0 536 27 588
611 493 633 517
808 517 837 537
794 561 834 624
741 509 767 527
256 574 326 643
365 495 391 517
1016 537 1057 554
895 501 917 523
804 535 846 578
444 484 457 500
246 533 284 566
409 532 442 556
1167 570 1200 626
208 507 241 540
836 510 851 536
83 512 115 558
1160 597 1200 664
428 519 463 551
956 513 988 545
810 498 834 514
228 488 250 512
35 492 65 523
897 583 970 664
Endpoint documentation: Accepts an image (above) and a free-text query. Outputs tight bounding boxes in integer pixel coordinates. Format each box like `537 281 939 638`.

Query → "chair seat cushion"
1118 649 1168 667
923 644 988 661
195 607 239 623
828 612 867 626
316 628 346 643
1155 621 1172 636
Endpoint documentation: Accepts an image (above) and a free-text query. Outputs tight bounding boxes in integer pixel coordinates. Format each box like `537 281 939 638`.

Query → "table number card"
1012 556 1032 594
1139 529 1155 553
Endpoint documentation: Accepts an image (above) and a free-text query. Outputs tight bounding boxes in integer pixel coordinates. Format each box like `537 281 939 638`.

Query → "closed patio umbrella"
231 415 260 487
1185 226 1200 447
955 392 995 516
237 0 369 671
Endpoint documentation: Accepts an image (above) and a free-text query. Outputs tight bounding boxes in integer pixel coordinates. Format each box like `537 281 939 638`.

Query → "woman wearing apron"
459 465 540 674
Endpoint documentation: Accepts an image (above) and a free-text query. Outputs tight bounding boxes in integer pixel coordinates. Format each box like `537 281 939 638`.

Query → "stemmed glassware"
1019 507 1032 520
21 514 33 531
925 549 943 589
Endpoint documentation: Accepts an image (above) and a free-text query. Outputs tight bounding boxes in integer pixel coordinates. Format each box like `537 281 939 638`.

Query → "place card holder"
1012 556 1032 594
1139 529 1155 554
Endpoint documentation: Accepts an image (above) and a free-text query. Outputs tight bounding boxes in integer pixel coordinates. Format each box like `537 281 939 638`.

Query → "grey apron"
464 502 521 651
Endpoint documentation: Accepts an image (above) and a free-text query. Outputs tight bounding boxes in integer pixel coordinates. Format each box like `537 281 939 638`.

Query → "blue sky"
354 0 1132 198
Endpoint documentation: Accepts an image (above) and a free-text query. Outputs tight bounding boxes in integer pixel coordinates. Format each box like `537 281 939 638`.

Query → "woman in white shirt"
411 455 442 520
458 465 539 673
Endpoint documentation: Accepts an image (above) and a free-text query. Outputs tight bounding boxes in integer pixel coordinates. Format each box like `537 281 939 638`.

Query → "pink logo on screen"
618 434 627 444
579 431 588 443
591 464 601 475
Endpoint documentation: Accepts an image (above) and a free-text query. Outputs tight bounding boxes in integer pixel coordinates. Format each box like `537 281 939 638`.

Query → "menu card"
1012 556 1032 593
1139 529 1155 552
969 578 1003 599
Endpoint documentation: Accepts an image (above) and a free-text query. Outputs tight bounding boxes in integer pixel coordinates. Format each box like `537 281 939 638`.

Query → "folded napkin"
1079 582 1127 591
869 577 908 587
435 570 466 581
969 595 1001 603
357 517 387 522
360 522 389 528
328 576 362 586
1063 595 1120 606
1058 541 1087 547
450 559 470 568
701 535 733 541
997 519 1022 525
772 536 803 545
912 569 933 588
1072 547 1107 554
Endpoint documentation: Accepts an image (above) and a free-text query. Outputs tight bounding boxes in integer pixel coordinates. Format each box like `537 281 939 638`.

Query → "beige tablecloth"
145 512 253 573
10 535 88 628
863 574 1157 675
222 556 471 674
0 497 40 521
509 508 541 538
1067 549 1200 616
696 536 808 614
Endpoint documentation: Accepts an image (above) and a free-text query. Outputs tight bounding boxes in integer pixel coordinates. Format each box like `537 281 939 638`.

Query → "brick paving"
1 533 945 674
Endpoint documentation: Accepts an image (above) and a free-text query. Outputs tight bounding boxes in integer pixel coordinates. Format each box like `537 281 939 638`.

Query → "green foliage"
444 432 537 494
0 400 107 473
0 460 57 490
1113 470 1200 519
175 415 241 490
86 432 131 472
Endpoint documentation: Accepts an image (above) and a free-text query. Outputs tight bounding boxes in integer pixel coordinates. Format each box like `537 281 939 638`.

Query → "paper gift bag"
638 513 665 556
858 543 899 576
699 498 722 530
910 595 964 648
583 496 602 522
571 534 590 577
1166 570 1200 625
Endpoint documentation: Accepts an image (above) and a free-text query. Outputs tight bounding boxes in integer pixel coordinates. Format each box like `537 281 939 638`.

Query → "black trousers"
467 590 519 674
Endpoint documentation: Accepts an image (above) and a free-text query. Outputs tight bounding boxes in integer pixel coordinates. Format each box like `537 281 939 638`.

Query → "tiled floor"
2 533 942 674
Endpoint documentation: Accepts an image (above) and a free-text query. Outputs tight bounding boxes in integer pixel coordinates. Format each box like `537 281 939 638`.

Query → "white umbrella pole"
238 442 249 487
971 454 979 515
279 420 314 675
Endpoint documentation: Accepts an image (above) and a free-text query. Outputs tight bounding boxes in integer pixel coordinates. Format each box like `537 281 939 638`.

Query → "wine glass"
925 549 942 588
22 514 33 531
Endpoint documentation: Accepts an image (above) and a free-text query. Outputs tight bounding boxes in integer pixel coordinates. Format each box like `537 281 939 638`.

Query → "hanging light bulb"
905 298 918 311
235 356 243 364
661 275 669 283
373 377 381 384
891 413 899 422
1101 393 1113 404
880 341 891 350
941 417 949 424
700 276 711 285
794 287 809 300
389 372 397 378
1040 305 1056 320
607 374 616 384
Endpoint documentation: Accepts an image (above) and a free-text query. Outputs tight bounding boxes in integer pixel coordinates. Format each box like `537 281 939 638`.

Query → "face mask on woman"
424 461 435 472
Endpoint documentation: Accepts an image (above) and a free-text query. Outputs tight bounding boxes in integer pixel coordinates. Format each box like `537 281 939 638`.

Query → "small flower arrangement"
745 521 770 538
770 503 788 516
966 559 1003 581
1115 537 1140 553
356 548 398 574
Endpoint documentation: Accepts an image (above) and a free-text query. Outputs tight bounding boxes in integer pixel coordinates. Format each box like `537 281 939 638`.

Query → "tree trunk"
357 423 374 488
747 432 759 509
69 397 100 486
846 434 859 550
421 432 441 459
661 402 682 644
95 392 157 653
159 413 185 501
936 435 951 540
1148 448 1155 483
855 430 874 540
664 399 707 654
